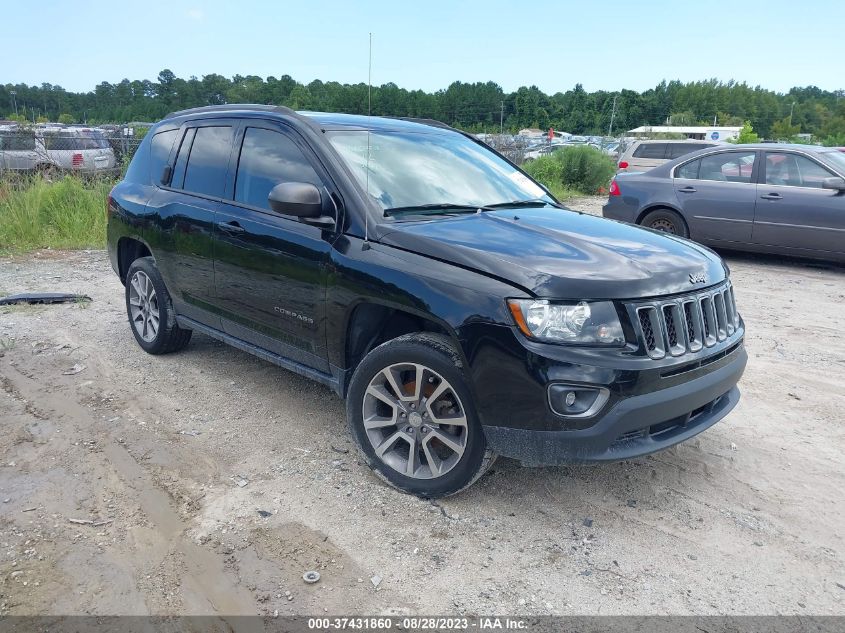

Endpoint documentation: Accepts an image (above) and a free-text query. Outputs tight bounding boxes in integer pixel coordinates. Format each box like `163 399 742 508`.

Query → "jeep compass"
107 105 747 497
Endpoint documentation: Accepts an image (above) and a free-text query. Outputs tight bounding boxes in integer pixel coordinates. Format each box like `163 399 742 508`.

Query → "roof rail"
164 103 299 119
389 116 457 132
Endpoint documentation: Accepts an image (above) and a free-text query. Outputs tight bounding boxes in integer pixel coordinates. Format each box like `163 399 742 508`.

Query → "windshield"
821 150 845 174
327 130 553 212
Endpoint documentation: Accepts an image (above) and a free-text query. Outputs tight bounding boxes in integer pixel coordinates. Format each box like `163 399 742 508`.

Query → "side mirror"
822 176 845 191
268 182 323 217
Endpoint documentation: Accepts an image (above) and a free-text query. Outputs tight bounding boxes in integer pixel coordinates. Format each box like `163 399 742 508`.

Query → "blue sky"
5 0 843 94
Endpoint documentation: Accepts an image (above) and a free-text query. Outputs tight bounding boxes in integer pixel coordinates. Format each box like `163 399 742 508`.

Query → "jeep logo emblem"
689 272 708 284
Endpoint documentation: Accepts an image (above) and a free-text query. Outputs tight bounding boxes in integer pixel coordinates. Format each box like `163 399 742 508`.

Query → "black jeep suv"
107 105 747 497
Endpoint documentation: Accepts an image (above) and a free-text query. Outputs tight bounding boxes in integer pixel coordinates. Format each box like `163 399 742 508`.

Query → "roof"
627 125 743 134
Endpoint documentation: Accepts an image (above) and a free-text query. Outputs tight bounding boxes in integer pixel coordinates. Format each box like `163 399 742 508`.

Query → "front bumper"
482 345 745 465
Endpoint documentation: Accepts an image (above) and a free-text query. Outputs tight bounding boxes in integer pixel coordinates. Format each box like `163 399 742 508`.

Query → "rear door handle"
217 221 245 233
760 193 782 200
678 186 697 193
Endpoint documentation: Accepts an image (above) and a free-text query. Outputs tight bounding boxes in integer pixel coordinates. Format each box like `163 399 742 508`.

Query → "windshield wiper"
383 203 492 217
483 198 564 209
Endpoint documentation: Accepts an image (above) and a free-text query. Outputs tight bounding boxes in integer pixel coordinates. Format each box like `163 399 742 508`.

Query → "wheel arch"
116 237 154 284
635 204 691 235
342 300 465 394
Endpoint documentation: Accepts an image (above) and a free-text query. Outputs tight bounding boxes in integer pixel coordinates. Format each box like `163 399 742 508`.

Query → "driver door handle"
218 221 245 233
760 193 782 200
678 186 697 193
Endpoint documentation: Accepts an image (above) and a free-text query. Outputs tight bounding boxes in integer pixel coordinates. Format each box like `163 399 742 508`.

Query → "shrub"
523 145 616 196
0 175 111 252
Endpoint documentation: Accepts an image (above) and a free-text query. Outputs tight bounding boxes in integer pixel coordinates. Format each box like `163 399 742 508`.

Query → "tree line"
3 71 844 143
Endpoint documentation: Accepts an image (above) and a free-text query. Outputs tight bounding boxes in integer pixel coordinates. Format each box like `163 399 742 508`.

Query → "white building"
626 125 743 142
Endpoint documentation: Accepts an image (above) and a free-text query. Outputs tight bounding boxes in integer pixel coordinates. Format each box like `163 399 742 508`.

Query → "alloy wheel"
362 362 468 479
128 270 160 342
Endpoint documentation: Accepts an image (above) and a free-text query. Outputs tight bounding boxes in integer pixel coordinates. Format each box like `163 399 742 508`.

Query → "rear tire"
125 257 192 354
346 333 495 498
640 208 689 238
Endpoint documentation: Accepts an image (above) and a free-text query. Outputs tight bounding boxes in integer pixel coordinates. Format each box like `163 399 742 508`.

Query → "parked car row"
603 144 845 263
0 124 118 174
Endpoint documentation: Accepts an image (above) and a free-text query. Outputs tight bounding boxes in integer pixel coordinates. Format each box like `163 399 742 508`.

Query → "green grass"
0 175 112 253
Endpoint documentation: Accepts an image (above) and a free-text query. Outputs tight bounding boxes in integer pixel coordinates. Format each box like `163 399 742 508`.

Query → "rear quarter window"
632 143 667 159
666 143 713 159
0 131 37 151
181 126 233 198
149 129 179 186
676 159 700 179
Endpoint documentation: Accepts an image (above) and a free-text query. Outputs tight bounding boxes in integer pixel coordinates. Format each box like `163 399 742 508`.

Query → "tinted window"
42 131 110 150
632 143 667 159
765 152 835 188
676 159 700 179
666 143 712 159
234 128 322 210
0 131 36 151
150 129 178 185
170 129 195 189
182 126 232 197
698 152 756 183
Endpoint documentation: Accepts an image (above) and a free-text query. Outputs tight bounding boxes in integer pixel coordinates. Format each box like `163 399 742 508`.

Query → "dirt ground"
1 197 843 616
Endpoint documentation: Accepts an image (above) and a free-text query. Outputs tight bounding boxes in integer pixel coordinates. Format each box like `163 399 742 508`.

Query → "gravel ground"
1 196 844 616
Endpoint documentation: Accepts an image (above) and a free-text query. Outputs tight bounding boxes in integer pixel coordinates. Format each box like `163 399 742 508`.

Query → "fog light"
548 384 610 418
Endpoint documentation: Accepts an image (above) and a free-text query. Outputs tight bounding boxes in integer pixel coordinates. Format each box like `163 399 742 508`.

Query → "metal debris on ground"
231 475 249 488
370 575 382 588
0 292 92 306
63 363 86 375
303 571 320 584
257 510 272 518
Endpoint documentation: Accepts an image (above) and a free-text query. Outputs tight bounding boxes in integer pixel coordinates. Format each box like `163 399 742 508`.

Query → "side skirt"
176 315 343 395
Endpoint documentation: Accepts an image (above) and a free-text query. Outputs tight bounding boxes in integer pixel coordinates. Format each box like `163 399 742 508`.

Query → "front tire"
125 257 192 354
640 208 689 238
346 333 495 497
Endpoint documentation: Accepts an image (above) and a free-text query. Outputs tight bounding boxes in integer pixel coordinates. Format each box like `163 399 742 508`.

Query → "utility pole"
500 100 504 135
789 101 796 127
608 95 618 137
10 91 17 116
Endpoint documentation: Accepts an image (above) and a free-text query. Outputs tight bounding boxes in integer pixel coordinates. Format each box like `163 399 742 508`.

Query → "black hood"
378 208 727 299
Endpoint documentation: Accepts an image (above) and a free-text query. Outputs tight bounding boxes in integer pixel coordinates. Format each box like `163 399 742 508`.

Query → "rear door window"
170 128 196 190
698 152 756 183
632 143 667 159
181 126 233 198
234 127 322 211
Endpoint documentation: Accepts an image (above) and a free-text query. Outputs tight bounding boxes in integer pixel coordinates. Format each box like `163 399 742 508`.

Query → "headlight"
507 299 625 346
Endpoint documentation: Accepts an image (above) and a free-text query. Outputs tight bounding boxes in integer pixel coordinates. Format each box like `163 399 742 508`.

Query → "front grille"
633 282 739 359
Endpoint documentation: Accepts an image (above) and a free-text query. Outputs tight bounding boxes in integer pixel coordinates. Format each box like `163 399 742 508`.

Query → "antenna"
362 32 373 251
